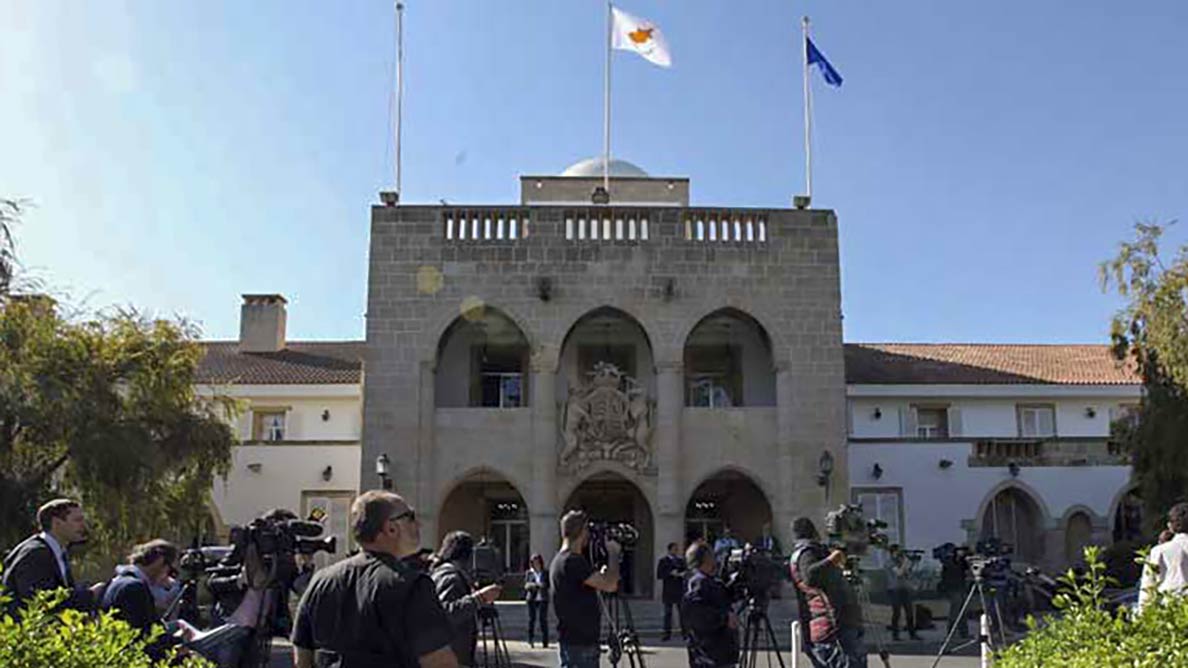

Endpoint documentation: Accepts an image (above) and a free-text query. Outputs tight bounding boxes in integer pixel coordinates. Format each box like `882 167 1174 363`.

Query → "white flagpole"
395 2 405 198
802 15 813 201
603 1 612 199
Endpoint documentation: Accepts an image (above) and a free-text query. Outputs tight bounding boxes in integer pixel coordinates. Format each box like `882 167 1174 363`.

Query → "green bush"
0 587 213 668
996 546 1188 668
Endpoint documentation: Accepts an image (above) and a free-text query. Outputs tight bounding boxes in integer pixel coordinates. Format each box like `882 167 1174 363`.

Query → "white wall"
232 397 361 441
212 444 361 527
846 441 1131 554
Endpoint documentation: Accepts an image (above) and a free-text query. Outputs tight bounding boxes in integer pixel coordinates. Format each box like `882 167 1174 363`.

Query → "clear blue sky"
3 1 1186 343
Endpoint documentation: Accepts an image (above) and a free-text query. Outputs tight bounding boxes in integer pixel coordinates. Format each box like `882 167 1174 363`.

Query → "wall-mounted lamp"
663 278 676 301
375 453 393 490
246 462 263 474
938 459 954 470
1008 461 1021 478
321 465 333 482
322 409 331 422
873 407 882 420
1085 407 1096 419
536 276 552 302
817 450 835 488
871 463 884 480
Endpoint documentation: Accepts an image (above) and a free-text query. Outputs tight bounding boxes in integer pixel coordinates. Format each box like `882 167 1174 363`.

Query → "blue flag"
807 37 843 87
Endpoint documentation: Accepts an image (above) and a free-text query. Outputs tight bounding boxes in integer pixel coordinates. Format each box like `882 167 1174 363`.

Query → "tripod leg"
931 585 981 668
761 614 788 668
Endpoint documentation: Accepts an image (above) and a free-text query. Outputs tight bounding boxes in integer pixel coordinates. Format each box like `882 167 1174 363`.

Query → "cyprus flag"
611 6 672 68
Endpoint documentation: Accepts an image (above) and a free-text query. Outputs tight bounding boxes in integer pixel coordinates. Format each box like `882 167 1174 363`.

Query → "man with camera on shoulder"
788 517 866 668
550 510 621 668
291 490 458 668
682 542 739 668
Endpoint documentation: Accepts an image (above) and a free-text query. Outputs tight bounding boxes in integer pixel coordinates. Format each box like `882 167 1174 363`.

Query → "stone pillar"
655 361 684 601
775 366 798 543
530 358 560 559
416 360 436 531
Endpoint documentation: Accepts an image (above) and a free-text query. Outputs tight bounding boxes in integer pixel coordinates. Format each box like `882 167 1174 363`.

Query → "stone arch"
673 302 787 367
424 301 538 366
436 467 532 573
976 481 1051 565
556 305 658 399
1109 483 1144 543
684 467 776 548
681 308 777 407
1064 510 1094 568
562 470 656 597
434 305 532 408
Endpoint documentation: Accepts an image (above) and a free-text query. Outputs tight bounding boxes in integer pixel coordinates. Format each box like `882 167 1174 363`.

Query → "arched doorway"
564 472 654 597
1065 512 1093 567
683 309 776 407
438 471 531 576
980 487 1045 564
685 470 774 549
1113 488 1143 543
436 306 530 408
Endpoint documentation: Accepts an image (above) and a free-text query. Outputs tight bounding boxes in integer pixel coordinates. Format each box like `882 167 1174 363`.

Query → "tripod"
930 574 1008 668
738 596 786 668
849 574 893 668
598 592 646 668
475 604 512 668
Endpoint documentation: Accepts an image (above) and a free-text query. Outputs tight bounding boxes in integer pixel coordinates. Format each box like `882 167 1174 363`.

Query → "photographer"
883 545 920 641
101 539 193 660
788 517 866 668
656 542 686 641
550 510 621 668
682 542 739 668
431 531 503 667
291 491 458 668
937 546 970 639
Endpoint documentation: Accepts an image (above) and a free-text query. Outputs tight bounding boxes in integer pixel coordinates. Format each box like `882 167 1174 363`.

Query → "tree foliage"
1100 222 1188 533
0 199 19 296
0 295 236 572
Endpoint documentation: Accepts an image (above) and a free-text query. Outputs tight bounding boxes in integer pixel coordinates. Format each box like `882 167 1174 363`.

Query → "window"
252 410 286 441
1018 405 1056 437
471 346 526 408
852 487 904 568
915 407 949 439
685 345 741 407
489 500 529 571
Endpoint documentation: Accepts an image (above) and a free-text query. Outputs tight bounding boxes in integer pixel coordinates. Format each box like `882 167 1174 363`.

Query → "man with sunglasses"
292 490 459 668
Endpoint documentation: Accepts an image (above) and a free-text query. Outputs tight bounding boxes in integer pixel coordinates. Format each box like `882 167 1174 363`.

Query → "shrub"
996 546 1188 667
0 586 213 668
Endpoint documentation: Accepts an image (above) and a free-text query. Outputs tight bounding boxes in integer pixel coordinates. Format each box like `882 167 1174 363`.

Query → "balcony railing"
684 210 767 244
969 438 1130 467
443 209 530 241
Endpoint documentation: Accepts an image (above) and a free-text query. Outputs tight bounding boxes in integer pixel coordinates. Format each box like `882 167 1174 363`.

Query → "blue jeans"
808 627 867 668
559 643 601 668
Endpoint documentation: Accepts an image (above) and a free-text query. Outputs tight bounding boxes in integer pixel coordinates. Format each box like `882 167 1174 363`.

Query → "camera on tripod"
824 504 889 556
721 544 783 604
587 521 639 566
203 517 336 598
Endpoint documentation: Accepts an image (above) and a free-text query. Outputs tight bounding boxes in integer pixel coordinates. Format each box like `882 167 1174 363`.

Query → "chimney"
239 294 287 353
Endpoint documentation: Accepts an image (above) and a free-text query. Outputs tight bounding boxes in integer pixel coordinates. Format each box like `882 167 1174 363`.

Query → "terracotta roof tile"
197 341 363 385
844 343 1139 386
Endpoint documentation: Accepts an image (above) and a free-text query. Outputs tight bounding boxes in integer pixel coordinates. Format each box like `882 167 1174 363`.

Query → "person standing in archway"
525 554 550 648
656 542 686 641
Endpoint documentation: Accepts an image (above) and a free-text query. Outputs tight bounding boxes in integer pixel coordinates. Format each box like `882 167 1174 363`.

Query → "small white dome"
561 157 649 178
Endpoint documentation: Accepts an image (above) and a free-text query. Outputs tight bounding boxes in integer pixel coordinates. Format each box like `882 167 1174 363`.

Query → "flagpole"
395 1 405 198
802 15 813 201
603 0 612 199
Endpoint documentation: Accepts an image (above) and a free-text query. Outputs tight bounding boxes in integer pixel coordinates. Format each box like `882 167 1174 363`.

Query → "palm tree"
0 199 19 295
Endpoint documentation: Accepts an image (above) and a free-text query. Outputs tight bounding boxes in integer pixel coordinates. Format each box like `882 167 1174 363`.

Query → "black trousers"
661 600 684 637
889 587 915 633
527 599 548 645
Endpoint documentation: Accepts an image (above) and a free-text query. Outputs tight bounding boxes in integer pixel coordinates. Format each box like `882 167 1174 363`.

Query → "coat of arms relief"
560 362 655 474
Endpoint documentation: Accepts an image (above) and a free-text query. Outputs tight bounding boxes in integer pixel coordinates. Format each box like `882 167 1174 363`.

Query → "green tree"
0 278 236 572
0 199 20 296
1101 222 1188 533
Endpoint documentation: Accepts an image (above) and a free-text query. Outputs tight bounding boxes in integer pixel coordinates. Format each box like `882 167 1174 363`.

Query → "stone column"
654 361 683 600
416 360 436 531
775 365 798 540
530 357 560 559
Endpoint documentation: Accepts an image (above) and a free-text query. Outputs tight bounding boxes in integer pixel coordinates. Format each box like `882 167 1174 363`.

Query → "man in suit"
656 542 686 641
2 498 100 616
101 539 190 660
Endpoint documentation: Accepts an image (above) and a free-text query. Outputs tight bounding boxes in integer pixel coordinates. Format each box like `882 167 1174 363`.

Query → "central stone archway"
564 472 655 597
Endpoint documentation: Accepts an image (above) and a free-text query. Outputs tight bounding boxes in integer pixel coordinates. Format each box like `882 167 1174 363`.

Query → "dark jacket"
100 565 173 659
682 570 739 667
2 534 93 617
524 567 548 603
656 554 685 604
430 561 479 666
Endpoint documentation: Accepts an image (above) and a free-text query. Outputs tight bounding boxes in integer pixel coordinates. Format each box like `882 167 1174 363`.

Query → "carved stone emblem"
560 362 654 474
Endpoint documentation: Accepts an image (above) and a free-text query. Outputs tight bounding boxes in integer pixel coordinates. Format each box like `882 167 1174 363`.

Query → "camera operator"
656 542 686 641
291 491 458 668
431 531 503 667
788 517 866 668
883 545 920 641
936 546 970 639
682 542 739 668
550 510 621 668
100 539 195 660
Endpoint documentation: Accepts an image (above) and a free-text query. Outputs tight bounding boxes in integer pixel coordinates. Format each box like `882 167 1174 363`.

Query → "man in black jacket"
100 539 190 660
430 531 502 667
682 542 739 667
2 498 101 617
656 542 686 641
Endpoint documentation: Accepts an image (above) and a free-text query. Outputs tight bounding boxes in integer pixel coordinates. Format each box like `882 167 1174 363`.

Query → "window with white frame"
915 406 949 439
1018 404 1056 437
852 487 904 568
252 410 286 442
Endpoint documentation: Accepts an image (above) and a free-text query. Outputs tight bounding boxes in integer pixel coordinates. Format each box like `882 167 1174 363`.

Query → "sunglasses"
390 509 417 523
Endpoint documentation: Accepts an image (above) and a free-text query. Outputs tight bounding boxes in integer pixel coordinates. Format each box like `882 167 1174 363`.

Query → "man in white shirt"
2 498 101 616
1138 502 1188 611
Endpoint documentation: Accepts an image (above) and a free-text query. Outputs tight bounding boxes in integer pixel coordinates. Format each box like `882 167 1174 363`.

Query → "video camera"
722 544 784 605
588 521 639 567
824 504 890 556
471 537 505 588
201 517 335 599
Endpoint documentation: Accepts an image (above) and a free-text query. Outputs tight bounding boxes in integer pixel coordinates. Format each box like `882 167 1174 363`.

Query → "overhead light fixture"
1008 461 1021 478
379 190 399 206
536 276 552 302
322 409 331 422
873 407 882 420
663 278 675 301
322 465 333 482
872 463 884 480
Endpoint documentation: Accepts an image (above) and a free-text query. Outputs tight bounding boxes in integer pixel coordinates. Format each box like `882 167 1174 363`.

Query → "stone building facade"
362 159 848 596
